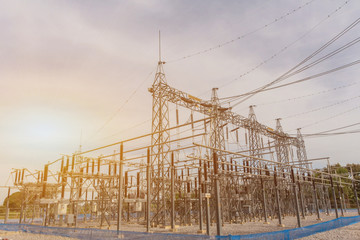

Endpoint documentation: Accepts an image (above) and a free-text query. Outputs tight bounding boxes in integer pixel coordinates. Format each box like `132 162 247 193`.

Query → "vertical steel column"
330 174 338 218
84 190 88 223
4 187 10 224
337 183 344 216
323 185 330 216
312 178 321 220
186 168 191 226
198 162 204 233
136 172 140 223
170 152 175 231
183 170 187 226
291 167 301 227
19 190 24 224
117 143 124 235
213 152 222 236
42 165 49 198
204 159 210 236
90 190 94 221
297 174 305 219
274 167 283 227
146 148 151 232
125 171 129 223
260 176 268 223
340 183 346 214
352 180 360 215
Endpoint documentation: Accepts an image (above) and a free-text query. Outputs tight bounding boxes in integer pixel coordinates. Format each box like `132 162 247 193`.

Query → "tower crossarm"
149 82 299 144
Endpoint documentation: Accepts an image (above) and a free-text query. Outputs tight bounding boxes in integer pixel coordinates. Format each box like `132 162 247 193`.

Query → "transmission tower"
247 106 263 174
148 37 171 226
210 88 226 166
275 118 290 173
296 128 309 170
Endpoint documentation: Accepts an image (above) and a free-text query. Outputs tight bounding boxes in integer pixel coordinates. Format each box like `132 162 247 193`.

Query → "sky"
0 0 360 201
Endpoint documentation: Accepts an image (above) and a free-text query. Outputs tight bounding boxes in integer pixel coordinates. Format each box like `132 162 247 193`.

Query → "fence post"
117 143 124 235
204 158 211 236
274 167 284 227
312 177 321 220
353 180 360 215
330 174 339 218
146 147 151 232
213 151 222 236
170 152 175 231
291 167 301 228
5 187 10 224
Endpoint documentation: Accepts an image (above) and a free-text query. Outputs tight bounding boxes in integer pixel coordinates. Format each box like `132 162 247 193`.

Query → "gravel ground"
299 221 360 240
100 212 356 236
0 212 358 239
0 230 77 240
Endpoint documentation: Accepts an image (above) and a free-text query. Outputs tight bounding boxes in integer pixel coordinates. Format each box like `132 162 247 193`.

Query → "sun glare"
15 109 68 143
26 122 58 141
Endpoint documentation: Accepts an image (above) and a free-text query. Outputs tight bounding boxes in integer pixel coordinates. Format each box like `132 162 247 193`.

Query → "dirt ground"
97 211 358 236
0 212 359 239
0 230 77 240
300 221 360 239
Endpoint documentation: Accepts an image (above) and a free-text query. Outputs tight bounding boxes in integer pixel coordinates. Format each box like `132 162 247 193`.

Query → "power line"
255 82 358 106
86 68 156 143
302 129 360 138
296 104 360 130
310 121 360 135
282 94 360 119
230 16 360 108
289 122 360 137
97 118 151 141
217 0 352 90
275 36 360 81
167 0 317 63
220 59 360 102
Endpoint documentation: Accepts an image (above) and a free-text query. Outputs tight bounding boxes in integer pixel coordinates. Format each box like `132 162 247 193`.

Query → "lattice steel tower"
247 106 262 174
210 88 226 166
296 128 309 170
275 118 290 173
148 35 171 226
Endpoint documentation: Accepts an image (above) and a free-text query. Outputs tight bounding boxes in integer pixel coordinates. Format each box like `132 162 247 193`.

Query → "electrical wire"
86 68 156 143
274 36 360 81
301 122 360 137
303 129 360 138
315 122 360 134
229 17 360 108
217 0 352 90
282 95 360 119
296 104 360 130
255 82 358 106
167 0 317 63
97 119 151 141
220 59 360 102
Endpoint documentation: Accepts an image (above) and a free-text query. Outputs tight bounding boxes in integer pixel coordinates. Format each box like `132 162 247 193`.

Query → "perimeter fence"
0 215 359 240
217 215 360 240
0 223 211 240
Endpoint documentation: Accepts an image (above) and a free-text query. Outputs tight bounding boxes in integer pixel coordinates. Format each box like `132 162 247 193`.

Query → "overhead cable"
220 59 360 101
86 68 156 143
167 0 317 63
255 82 358 106
282 95 360 119
230 17 360 107
297 104 360 130
218 0 351 90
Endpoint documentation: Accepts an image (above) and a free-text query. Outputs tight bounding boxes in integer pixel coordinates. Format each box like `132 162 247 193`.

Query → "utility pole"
213 151 222 236
146 148 151 232
117 143 124 235
170 152 176 231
